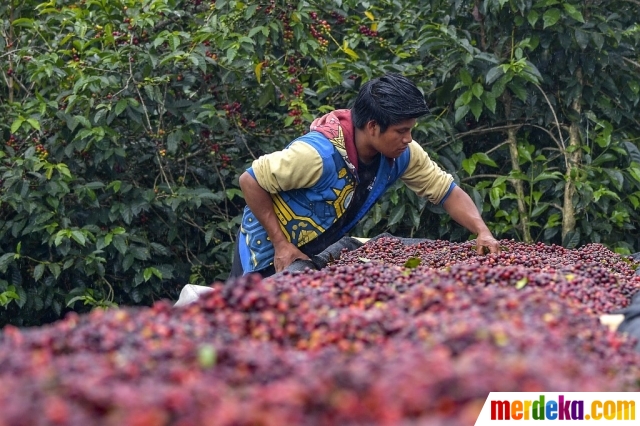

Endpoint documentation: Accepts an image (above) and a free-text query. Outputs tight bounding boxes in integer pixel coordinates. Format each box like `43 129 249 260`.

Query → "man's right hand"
240 172 308 273
273 241 311 272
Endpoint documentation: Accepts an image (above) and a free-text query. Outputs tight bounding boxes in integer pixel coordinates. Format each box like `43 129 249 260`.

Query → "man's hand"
273 241 311 272
442 186 501 255
476 231 500 255
240 172 311 273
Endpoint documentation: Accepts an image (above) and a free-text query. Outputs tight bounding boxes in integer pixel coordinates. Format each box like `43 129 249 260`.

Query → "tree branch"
534 84 568 169
486 140 510 155
454 124 522 138
461 174 503 182
622 56 640 71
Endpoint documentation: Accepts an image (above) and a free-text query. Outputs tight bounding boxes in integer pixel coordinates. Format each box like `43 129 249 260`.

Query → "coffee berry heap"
0 238 639 425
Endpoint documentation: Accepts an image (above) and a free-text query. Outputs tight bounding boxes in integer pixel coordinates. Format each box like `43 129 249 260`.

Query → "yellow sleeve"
400 141 455 204
251 141 324 193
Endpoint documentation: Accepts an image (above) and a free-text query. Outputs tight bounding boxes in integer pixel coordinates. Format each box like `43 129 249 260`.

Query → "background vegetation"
1 0 640 326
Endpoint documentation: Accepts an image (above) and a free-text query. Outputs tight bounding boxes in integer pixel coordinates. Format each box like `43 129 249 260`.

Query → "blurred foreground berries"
0 238 639 425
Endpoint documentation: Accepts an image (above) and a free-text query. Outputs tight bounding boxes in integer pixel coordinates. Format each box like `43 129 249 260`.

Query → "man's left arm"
442 185 500 254
400 142 499 254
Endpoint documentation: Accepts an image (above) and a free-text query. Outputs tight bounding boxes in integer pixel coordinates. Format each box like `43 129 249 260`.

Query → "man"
230 73 499 278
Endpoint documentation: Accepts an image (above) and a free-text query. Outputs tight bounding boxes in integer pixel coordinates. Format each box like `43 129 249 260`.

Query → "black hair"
351 73 429 133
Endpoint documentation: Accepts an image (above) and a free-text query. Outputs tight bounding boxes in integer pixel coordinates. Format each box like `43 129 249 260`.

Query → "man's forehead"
390 118 417 129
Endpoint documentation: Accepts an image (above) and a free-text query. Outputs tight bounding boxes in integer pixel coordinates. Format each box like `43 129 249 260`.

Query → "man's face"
368 118 416 159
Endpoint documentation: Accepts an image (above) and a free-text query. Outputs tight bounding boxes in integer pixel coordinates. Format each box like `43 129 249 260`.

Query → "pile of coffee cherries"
0 237 639 425
334 238 640 314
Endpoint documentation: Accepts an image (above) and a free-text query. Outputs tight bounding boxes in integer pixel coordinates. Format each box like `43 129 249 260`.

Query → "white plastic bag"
173 284 214 307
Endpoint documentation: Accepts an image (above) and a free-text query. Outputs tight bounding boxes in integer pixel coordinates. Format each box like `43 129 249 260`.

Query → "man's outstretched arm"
442 185 500 254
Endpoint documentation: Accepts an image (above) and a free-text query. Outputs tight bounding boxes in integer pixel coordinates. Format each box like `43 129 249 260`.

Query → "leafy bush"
1 0 640 326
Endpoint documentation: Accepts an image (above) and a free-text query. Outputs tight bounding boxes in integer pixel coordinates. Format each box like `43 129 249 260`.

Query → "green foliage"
1 0 640 326
0 0 442 325
358 0 640 252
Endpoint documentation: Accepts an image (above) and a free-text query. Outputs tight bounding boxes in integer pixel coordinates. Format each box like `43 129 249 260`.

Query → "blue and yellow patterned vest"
238 130 412 273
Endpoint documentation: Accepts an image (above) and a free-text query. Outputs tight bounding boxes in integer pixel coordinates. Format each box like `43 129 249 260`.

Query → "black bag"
275 236 365 275
631 252 640 276
367 232 433 246
277 234 434 276
280 259 319 274
615 291 640 352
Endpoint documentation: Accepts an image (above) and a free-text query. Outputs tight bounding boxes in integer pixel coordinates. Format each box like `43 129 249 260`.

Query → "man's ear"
366 120 378 135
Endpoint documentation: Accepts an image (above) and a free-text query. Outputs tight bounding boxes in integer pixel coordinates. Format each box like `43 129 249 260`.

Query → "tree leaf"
254 61 263 84
563 3 585 23
248 26 264 38
11 18 34 27
527 10 539 27
470 98 483 121
54 231 66 247
591 32 604 50
109 227 125 236
489 187 502 209
47 263 61 279
543 8 561 29
198 344 217 369
131 288 143 302
459 68 473 86
462 157 477 176
143 267 153 281
404 257 421 269
75 115 91 129
482 93 497 113
509 82 528 102
33 263 45 281
532 171 560 183
486 66 504 85
623 141 640 165
0 253 15 273
169 35 180 51
130 246 151 260
122 254 135 271
10 118 25 134
515 277 528 289
205 228 214 245
342 46 359 60
531 203 550 218
151 267 163 279
471 83 484 98
150 243 171 256
56 164 72 178
461 90 473 105
474 152 498 168
454 105 470 124
70 230 86 246
113 235 128 255
491 74 511 97
66 295 86 308
167 130 182 154
574 28 589 50
26 119 41 131
388 204 405 226
562 229 580 249
409 207 421 229
115 99 128 116
524 61 543 81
